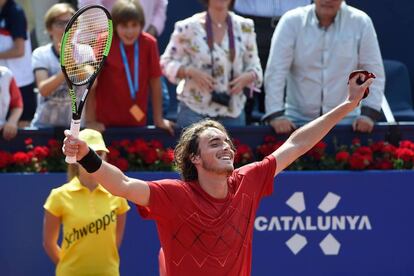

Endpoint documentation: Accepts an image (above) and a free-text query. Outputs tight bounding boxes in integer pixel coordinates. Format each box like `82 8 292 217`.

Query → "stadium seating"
382 59 414 121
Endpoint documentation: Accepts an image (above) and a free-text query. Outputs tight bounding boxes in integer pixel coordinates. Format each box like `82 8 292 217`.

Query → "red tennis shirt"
138 155 277 276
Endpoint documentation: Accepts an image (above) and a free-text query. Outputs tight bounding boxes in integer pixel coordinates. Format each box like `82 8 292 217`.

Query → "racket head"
60 5 113 87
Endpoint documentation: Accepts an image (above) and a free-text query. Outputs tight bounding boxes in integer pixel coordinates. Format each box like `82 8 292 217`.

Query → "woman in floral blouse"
161 0 262 127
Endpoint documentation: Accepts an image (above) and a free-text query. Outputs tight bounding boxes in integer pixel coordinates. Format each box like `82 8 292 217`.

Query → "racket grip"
65 119 81 164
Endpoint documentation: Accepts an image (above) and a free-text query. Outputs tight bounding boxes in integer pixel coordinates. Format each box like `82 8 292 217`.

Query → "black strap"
78 147 102 173
262 110 285 122
205 12 235 79
361 106 382 122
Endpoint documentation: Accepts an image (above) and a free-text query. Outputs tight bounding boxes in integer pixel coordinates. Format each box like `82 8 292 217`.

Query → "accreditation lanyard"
120 40 139 100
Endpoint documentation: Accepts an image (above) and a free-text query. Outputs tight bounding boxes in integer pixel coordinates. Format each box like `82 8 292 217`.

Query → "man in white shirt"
264 0 385 134
234 0 310 124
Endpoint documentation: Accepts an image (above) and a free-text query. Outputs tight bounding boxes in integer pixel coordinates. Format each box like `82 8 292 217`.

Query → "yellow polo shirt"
44 177 130 276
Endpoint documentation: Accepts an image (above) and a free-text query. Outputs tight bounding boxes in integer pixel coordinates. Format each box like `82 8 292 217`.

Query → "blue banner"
253 171 414 276
1 171 413 276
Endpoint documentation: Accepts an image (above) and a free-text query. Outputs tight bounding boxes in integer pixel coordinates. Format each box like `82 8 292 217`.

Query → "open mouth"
218 153 233 161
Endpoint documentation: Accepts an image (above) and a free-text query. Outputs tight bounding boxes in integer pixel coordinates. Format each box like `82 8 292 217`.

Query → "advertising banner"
253 171 414 276
1 171 414 276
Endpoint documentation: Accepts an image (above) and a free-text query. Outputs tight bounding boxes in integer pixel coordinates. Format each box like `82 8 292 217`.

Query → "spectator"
0 0 36 128
30 3 76 128
78 0 168 37
234 0 310 124
43 128 130 275
161 0 262 128
86 0 174 134
78 0 171 120
139 0 168 38
264 0 385 134
0 66 23 140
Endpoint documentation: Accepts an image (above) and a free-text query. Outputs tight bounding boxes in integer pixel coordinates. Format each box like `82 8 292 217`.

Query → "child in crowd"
30 3 76 128
0 66 23 140
0 0 35 127
86 0 174 134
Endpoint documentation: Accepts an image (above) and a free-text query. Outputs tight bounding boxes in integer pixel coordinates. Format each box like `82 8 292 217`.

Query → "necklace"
216 22 223 28
211 20 226 29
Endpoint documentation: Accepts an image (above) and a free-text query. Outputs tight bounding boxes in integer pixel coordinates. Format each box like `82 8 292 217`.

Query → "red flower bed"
256 135 414 171
106 138 175 171
0 138 66 173
0 136 413 172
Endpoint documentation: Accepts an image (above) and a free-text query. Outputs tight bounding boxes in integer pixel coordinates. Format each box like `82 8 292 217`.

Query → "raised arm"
272 73 374 176
62 131 150 206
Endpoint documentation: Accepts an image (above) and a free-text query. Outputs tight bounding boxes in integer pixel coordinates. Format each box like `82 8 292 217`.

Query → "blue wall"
1 171 414 275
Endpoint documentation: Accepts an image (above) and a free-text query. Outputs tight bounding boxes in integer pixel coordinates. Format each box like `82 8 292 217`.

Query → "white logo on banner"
255 192 372 255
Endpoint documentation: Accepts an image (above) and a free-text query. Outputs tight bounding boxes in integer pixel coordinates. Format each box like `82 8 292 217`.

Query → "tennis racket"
60 5 113 163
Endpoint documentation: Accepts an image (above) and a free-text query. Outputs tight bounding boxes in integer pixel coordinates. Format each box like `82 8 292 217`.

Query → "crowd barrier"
1 170 414 276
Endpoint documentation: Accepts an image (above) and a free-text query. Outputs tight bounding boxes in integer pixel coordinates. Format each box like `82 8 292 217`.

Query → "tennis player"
62 73 373 275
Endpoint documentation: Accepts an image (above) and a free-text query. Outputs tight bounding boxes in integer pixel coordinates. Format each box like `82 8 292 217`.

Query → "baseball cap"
78 129 109 153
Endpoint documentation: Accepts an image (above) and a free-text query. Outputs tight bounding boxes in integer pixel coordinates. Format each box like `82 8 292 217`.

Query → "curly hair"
174 119 235 181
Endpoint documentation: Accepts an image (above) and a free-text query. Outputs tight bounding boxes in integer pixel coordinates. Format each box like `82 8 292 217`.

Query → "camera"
211 91 231 107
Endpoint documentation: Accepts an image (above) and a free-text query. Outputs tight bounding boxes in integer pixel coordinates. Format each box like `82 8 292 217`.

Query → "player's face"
194 127 235 175
314 0 343 22
49 13 73 46
116 20 142 46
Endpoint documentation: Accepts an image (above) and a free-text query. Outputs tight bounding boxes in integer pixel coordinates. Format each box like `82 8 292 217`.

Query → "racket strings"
63 9 109 85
